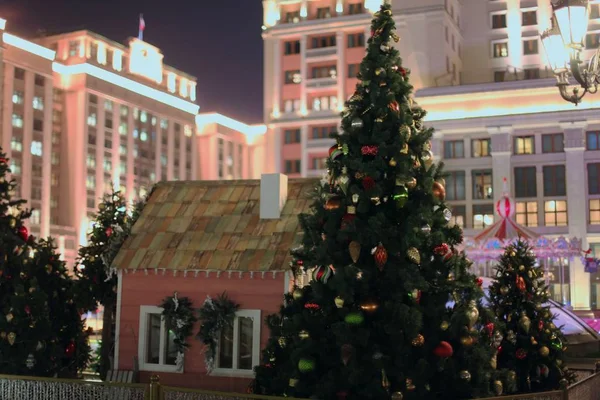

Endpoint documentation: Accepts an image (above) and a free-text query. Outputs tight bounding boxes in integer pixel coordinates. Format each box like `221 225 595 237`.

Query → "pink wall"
308 0 336 19
118 272 285 392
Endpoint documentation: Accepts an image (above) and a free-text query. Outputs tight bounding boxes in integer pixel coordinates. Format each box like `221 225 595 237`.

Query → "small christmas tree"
253 4 504 399
489 239 574 393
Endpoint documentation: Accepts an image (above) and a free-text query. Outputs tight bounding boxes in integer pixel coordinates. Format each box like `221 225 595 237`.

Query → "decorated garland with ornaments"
196 292 239 372
159 292 197 371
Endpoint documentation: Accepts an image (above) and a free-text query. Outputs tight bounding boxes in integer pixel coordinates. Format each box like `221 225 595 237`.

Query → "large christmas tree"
253 4 503 399
489 239 574 393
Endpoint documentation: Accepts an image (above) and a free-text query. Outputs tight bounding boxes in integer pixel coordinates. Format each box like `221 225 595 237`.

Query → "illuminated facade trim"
3 33 56 61
196 113 267 139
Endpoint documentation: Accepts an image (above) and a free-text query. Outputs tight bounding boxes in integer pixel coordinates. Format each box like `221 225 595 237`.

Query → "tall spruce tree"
253 4 504 399
489 240 575 393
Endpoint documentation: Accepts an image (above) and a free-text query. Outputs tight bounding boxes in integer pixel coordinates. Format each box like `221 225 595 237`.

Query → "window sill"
139 363 182 374
210 368 255 378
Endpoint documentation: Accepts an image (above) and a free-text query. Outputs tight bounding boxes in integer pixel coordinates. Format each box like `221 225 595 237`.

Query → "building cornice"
416 78 558 98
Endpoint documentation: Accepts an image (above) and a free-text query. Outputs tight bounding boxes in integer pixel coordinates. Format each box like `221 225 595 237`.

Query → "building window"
514 136 535 155
311 66 337 79
591 4 600 19
32 96 44 111
284 40 301 55
473 204 494 229
316 7 331 19
514 166 537 197
14 67 25 80
33 119 43 132
30 210 41 225
285 11 301 23
516 201 538 227
524 68 540 80
30 141 42 157
491 13 507 29
542 133 564 153
12 91 23 105
34 75 45 87
68 41 79 56
348 3 363 14
494 71 506 82
284 70 301 84
449 205 466 228
543 165 566 196
311 95 338 111
86 154 96 168
87 113 97 127
12 114 24 128
311 35 336 49
138 306 179 372
284 129 301 144
472 170 493 200
213 310 261 375
348 64 360 78
587 131 600 150
347 33 365 48
311 157 328 170
588 163 600 194
31 186 42 200
590 199 600 224
284 160 301 174
471 139 491 157
492 42 509 58
446 171 466 201
10 137 22 152
284 99 301 113
312 126 336 139
443 140 464 159
10 159 21 175
523 39 539 55
522 10 537 26
586 32 600 49
86 175 95 190
544 200 567 226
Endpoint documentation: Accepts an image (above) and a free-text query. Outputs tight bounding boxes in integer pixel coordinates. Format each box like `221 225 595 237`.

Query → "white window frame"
138 305 181 373
211 309 261 378
491 39 509 58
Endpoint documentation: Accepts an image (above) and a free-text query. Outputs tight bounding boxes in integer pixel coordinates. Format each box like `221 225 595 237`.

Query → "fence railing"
0 366 598 400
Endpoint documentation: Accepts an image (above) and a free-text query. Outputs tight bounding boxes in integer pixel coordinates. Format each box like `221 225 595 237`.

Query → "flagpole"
138 14 144 41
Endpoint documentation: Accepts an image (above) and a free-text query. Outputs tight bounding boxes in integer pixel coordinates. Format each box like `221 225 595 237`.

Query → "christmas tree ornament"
13 246 23 256
537 364 550 378
421 150 434 169
360 300 379 313
8 217 16 228
7 332 16 345
17 225 28 241
391 392 403 400
341 344 353 365
421 224 431 234
362 176 376 191
337 168 350 195
371 196 381 205
351 118 364 129
335 297 345 308
349 241 361 263
65 341 76 356
351 193 359 204
400 143 409 154
380 42 391 52
434 243 452 260
407 247 420 264
372 244 388 270
298 330 310 340
105 226 113 237
392 184 408 208
329 144 343 161
361 145 379 156
484 322 495 337
388 101 400 114
432 182 446 201
324 196 342 211
475 277 484 287
6 313 13 323
516 348 527 359
465 301 479 328
530 336 538 345
298 358 315 373
500 286 509 295
519 312 531 333
381 369 390 390
493 380 503 395
490 354 497 369
26 354 35 369
551 337 563 351
345 312 364 325
292 288 303 300
459 370 471 382
45 264 53 274
304 303 320 310
433 341 453 358
411 334 425 347
493 331 503 347
519 264 525 271
440 321 449 331
312 265 332 283
389 158 397 167
278 337 287 348
375 67 386 76
442 207 452 221
289 378 299 387
539 346 550 357
460 336 474 346
409 289 421 304
405 378 416 391
516 276 526 291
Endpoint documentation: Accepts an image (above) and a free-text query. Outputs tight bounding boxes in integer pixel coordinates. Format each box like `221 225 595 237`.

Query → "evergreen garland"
197 292 239 372
159 292 197 371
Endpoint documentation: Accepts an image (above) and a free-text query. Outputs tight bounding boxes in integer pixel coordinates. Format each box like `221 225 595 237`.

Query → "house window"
492 13 507 29
587 131 600 150
32 96 44 111
14 67 25 80
284 99 301 113
449 205 465 228
494 71 506 82
586 32 600 49
347 33 365 48
472 170 493 200
443 140 464 159
214 310 261 375
311 66 337 79
543 165 566 196
472 139 491 157
284 70 301 84
516 201 538 227
591 4 600 19
348 3 363 14
544 200 568 227
524 68 540 80
348 64 360 78
284 41 301 55
311 35 336 49
316 7 331 19
542 133 564 153
445 171 466 201
492 42 508 58
514 136 534 155
311 157 328 170
12 91 23 105
30 210 41 225
34 75 45 87
522 10 537 26
311 95 338 111
285 11 301 23
284 160 301 174
33 119 44 132
590 199 600 224
588 163 600 194
10 137 22 152
514 166 537 198
473 204 494 229
523 39 539 55
12 114 24 128
87 113 97 127
138 306 179 373
31 141 43 157
312 126 336 139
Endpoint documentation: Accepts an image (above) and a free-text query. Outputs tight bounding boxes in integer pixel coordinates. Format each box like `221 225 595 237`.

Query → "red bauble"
475 277 484 287
65 341 75 357
516 276 526 292
361 145 379 156
362 176 375 191
17 226 28 241
485 323 495 337
399 68 407 77
373 244 388 271
516 348 527 360
388 101 400 114
434 243 452 260
341 213 356 229
433 341 453 358
106 227 113 237
538 320 544 331
24 305 30 314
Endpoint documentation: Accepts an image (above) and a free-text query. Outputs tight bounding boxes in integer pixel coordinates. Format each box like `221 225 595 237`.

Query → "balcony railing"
306 76 337 89
305 46 337 59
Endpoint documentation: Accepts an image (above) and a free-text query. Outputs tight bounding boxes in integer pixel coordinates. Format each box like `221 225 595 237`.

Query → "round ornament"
391 392 404 400
433 341 453 358
500 286 509 295
411 334 425 347
335 296 345 308
65 341 75 357
312 265 332 283
519 313 531 333
298 358 315 373
421 224 431 234
292 288 303 300
17 226 28 241
345 312 364 325
406 378 416 391
459 370 471 382
406 177 417 189
440 321 449 331
389 158 397 167
493 380 503 396
278 337 287 348
539 346 550 357
442 208 452 221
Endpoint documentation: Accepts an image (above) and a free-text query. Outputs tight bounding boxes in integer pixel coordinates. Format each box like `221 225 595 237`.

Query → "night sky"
0 0 264 123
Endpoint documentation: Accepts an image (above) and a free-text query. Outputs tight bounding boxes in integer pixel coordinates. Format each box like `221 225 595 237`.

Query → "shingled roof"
111 178 317 273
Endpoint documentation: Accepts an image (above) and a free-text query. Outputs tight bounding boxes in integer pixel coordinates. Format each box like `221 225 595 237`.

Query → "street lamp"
541 0 599 104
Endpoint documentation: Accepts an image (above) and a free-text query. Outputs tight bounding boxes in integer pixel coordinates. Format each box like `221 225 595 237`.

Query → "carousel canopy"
459 180 581 263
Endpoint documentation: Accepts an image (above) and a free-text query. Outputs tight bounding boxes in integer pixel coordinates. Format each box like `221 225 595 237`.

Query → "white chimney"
260 173 288 219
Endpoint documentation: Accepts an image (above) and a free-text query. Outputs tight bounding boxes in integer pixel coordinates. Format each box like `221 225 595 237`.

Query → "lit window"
113 49 123 71
105 99 113 111
544 200 567 227
516 201 538 227
32 96 44 111
133 129 139 139
492 42 508 58
167 73 176 93
10 137 22 152
87 113 97 127
473 204 494 229
97 42 107 65
119 122 128 135
119 145 127 155
138 305 179 372
104 159 112 173
30 210 40 225
471 139 491 157
30 141 43 157
86 154 96 168
160 119 168 129
184 125 193 137
514 136 534 155
190 82 196 102
161 155 167 166
151 116 157 126
12 91 23 105
449 205 465 228
590 199 600 224
10 159 21 175
140 131 148 141
214 310 261 375
119 163 127 175
472 170 493 200
140 111 147 123
86 175 96 190
180 78 189 98
12 114 23 128
285 70 301 84
51 152 59 165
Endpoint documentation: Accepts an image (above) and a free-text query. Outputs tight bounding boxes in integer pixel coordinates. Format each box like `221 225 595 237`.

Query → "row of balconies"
264 0 373 29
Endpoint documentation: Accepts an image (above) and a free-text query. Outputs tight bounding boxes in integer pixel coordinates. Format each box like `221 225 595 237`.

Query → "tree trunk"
100 297 115 380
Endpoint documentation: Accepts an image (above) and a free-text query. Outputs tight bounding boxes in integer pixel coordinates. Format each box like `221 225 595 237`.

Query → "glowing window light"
2 33 55 61
79 39 85 58
180 77 189 98
167 73 176 93
113 49 123 71
52 62 200 115
336 0 343 13
190 82 197 102
97 42 107 65
0 18 6 30
300 3 308 18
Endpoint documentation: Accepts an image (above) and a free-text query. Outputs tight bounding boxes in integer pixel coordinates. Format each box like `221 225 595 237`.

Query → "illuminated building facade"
261 0 600 310
0 20 264 266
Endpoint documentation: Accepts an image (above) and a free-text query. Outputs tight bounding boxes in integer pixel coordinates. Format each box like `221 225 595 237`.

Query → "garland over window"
197 292 239 372
159 292 197 371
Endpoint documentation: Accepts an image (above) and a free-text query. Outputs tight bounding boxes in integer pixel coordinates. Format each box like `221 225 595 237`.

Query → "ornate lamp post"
541 0 599 104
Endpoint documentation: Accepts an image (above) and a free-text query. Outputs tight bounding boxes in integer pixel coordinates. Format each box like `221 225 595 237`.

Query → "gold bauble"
7 332 16 345
440 321 449 331
391 392 404 400
493 380 503 396
278 337 286 348
406 177 417 189
406 378 416 390
334 296 345 308
459 370 471 381
507 371 517 382
6 313 13 323
289 378 299 387
389 158 397 167
539 346 550 357
9 218 15 228
490 354 497 369
411 334 425 347
407 247 420 264
500 286 509 295
465 301 479 328
292 289 303 300
460 336 474 346
299 330 310 340
400 143 409 154
519 265 525 271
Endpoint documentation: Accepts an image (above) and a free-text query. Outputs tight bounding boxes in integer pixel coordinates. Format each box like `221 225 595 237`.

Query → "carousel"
459 179 582 306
